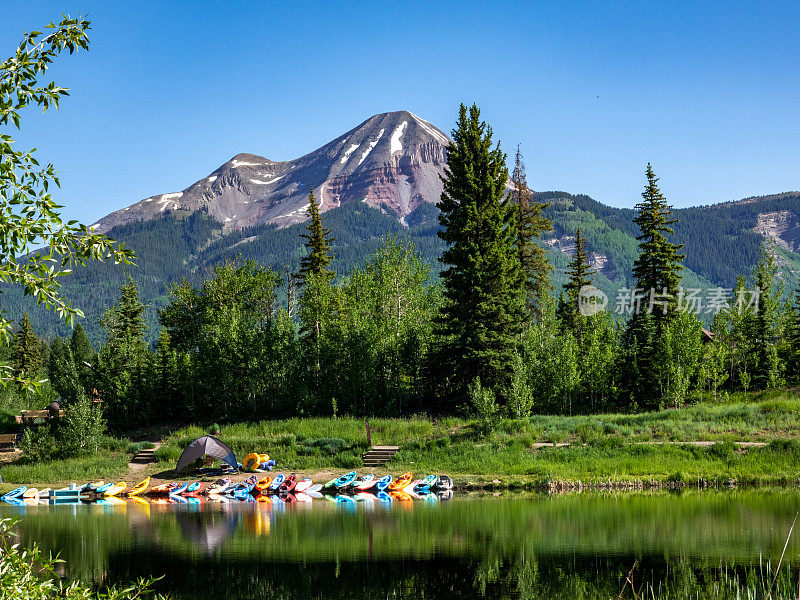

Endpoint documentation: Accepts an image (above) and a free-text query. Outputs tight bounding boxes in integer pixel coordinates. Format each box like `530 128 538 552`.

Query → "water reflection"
4 490 800 599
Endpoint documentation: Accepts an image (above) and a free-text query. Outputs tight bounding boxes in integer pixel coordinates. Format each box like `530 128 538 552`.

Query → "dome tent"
175 435 238 472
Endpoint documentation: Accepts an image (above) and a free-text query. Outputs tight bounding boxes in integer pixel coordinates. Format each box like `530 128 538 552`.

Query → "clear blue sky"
2 1 799 224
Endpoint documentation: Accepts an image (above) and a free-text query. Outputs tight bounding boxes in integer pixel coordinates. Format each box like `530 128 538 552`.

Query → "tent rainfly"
174 435 238 472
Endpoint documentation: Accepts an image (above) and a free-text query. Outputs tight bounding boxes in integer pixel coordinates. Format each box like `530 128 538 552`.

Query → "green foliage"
296 187 335 285
469 378 499 434
0 518 166 599
0 16 134 388
511 146 553 321
631 163 686 326
434 104 525 401
555 228 595 338
18 424 59 462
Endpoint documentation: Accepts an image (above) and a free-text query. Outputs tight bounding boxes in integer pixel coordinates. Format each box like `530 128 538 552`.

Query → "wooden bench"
19 409 65 424
0 434 17 451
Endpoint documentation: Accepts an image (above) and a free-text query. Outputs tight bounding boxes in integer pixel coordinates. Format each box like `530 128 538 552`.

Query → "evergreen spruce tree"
511 146 553 321
98 277 150 427
48 337 82 403
752 243 782 388
555 228 596 341
296 188 335 285
11 313 42 379
622 165 685 409
631 164 685 328
433 104 526 400
788 283 800 384
70 323 93 366
296 188 338 403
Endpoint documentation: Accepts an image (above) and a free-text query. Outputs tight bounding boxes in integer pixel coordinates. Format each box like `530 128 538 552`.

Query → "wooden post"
365 419 371 447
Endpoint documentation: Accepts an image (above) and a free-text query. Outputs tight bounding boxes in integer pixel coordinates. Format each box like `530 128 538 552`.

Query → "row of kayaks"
147 472 452 500
1 478 152 505
0 472 453 505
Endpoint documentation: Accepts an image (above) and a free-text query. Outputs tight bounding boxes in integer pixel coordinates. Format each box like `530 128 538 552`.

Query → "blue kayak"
334 471 357 488
374 475 393 491
268 474 285 491
170 482 189 496
1 486 26 502
95 483 114 494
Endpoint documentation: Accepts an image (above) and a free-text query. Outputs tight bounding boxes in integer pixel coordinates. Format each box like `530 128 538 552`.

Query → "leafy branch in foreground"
0 518 167 599
0 15 135 386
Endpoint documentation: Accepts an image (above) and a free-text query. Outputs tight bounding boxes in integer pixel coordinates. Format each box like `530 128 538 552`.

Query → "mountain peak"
92 111 450 233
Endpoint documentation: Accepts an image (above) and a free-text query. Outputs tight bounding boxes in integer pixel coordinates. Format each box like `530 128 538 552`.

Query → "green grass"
7 391 800 488
0 453 129 487
142 390 800 487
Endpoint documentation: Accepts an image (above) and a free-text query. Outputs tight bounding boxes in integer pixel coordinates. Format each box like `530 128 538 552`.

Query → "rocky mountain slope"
92 111 450 233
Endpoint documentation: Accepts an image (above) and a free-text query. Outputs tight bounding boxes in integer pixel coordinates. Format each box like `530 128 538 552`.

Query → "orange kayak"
254 476 272 494
147 483 176 496
388 472 413 491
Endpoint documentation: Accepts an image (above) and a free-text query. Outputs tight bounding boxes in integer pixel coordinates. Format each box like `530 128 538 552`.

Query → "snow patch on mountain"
340 143 360 164
410 112 449 145
390 121 408 155
357 128 385 166
231 160 263 168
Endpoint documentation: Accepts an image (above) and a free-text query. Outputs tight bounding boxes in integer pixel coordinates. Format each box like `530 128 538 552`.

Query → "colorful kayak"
127 478 150 497
169 482 189 496
307 483 323 493
334 471 358 489
278 474 298 494
104 482 127 497
374 475 393 491
435 475 454 490
206 478 232 495
388 472 413 491
22 488 39 500
95 482 114 494
417 475 438 489
268 474 285 491
254 476 272 494
84 481 105 492
184 481 203 494
148 483 177 496
354 474 376 490
294 477 313 493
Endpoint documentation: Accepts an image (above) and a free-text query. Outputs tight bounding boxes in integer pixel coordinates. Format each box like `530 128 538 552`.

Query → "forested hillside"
5 190 800 344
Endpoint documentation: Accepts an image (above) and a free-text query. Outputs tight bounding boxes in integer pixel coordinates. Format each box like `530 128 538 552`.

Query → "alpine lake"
4 489 800 599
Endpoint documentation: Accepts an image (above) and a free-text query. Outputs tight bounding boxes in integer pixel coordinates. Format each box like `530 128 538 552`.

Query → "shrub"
469 378 500 434
576 421 603 444
208 423 221 435
155 444 182 464
707 440 735 459
18 426 58 462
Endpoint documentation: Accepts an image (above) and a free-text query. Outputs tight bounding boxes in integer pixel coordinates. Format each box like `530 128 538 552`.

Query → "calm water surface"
3 490 800 599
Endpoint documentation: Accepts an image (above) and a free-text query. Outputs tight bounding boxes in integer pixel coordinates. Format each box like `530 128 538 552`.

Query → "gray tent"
175 435 238 472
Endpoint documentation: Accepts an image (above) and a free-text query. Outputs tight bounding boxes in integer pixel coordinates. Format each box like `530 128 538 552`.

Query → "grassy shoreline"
3 390 800 493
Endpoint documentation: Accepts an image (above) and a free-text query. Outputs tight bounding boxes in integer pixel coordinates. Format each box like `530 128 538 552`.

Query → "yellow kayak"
22 488 39 499
104 481 127 497
127 477 150 497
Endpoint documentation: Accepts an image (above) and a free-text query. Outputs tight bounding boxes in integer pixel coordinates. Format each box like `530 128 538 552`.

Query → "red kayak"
278 473 298 494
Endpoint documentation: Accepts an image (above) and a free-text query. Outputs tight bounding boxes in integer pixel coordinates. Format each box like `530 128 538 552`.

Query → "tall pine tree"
631 164 685 328
622 165 685 409
433 104 525 400
11 313 42 379
752 243 781 388
296 188 335 285
511 146 553 322
556 228 596 340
